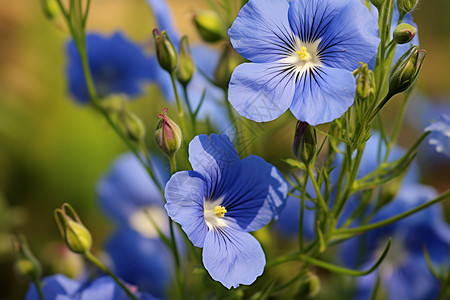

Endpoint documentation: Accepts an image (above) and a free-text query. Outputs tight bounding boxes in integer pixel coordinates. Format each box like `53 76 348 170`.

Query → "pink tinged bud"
389 46 426 95
393 23 417 44
155 108 182 157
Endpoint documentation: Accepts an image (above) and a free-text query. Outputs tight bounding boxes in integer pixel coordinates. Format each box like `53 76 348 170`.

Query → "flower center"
296 46 311 61
214 205 227 218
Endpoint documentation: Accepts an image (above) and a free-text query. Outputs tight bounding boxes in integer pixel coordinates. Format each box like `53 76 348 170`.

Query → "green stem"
335 189 450 235
84 251 138 300
298 172 309 252
307 166 329 215
182 85 196 135
33 279 45 300
170 73 187 137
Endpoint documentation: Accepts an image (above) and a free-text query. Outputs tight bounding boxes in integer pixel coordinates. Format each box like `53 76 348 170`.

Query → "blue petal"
288 0 379 71
202 227 265 289
290 67 355 125
97 153 166 227
228 62 296 122
106 228 173 298
222 155 288 232
164 171 209 247
228 0 292 63
26 274 80 300
188 135 241 199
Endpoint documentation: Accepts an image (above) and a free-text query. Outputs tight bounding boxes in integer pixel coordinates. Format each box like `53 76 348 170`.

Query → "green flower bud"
389 46 426 95
377 176 402 209
123 111 146 143
370 0 385 9
155 108 182 158
393 23 417 44
397 0 419 17
176 36 195 86
193 11 226 43
356 63 371 99
292 121 316 164
153 29 178 73
41 0 58 20
54 203 92 254
297 272 321 298
214 48 244 90
12 235 42 282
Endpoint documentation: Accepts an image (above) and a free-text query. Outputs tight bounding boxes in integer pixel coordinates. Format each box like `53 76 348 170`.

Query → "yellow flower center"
214 205 227 218
296 46 311 61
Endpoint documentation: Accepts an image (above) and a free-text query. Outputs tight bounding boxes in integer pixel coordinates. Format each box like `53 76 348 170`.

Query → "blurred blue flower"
339 183 450 300
425 114 450 157
26 274 158 300
97 152 169 236
146 0 228 130
66 32 155 103
227 0 379 125
165 134 288 288
106 228 173 298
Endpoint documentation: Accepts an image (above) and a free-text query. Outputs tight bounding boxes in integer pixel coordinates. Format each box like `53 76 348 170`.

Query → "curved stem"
84 251 138 300
33 279 45 300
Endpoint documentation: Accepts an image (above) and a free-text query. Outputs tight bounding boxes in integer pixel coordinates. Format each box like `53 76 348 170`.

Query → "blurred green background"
0 0 449 299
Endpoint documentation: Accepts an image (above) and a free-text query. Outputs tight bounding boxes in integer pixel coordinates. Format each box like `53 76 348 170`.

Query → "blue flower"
106 228 173 298
26 274 158 300
146 0 229 130
339 183 450 300
67 32 155 103
227 0 380 125
425 114 450 157
97 152 169 235
164 134 288 288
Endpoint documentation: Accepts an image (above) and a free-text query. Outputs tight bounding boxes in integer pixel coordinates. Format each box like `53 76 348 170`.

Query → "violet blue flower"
228 0 380 125
165 134 288 288
66 32 155 103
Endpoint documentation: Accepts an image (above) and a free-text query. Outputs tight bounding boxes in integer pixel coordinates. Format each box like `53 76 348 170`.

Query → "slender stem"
33 280 45 300
298 172 309 252
335 189 450 235
84 251 138 300
307 166 329 215
170 73 187 137
182 85 196 135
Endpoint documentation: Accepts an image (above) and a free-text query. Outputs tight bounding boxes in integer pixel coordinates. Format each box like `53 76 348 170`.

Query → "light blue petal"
26 274 80 300
164 171 209 247
202 228 265 289
188 135 241 199
222 155 288 232
228 0 292 63
289 0 379 71
228 62 296 122
290 67 355 125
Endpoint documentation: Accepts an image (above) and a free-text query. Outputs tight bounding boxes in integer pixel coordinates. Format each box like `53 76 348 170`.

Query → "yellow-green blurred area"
0 0 450 299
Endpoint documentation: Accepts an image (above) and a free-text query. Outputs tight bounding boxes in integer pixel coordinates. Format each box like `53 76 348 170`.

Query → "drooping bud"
54 203 92 254
176 36 195 86
293 121 316 164
355 63 371 99
153 29 178 73
215 47 244 90
193 11 226 43
397 0 419 18
389 46 426 95
155 108 182 158
11 235 42 283
297 272 321 298
369 0 385 9
393 23 417 44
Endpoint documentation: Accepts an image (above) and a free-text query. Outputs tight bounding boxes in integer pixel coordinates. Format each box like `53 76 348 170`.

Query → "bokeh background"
0 0 449 299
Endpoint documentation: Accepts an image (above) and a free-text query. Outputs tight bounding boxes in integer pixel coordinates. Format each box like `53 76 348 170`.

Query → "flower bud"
397 0 419 17
356 63 371 99
153 29 178 73
393 23 417 44
193 11 226 43
215 48 243 90
12 235 42 282
293 121 316 164
54 203 92 254
297 272 320 298
369 0 385 9
41 0 58 20
123 111 146 143
389 46 426 95
176 36 195 86
155 108 182 157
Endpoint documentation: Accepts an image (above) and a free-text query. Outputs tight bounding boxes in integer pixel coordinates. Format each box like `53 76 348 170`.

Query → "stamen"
296 46 311 61
214 205 227 218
